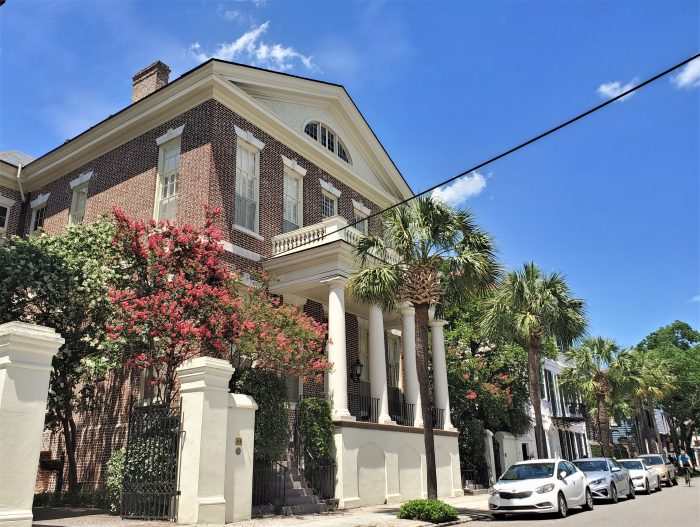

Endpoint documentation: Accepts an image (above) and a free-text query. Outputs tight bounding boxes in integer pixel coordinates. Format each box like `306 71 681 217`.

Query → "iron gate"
121 403 181 520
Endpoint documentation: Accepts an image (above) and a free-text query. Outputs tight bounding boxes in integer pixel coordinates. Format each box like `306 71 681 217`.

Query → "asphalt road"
465 481 700 526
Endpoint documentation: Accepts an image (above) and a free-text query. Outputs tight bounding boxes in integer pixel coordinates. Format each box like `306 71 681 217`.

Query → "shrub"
397 499 459 524
106 447 125 513
297 397 334 462
235 368 289 461
33 490 110 509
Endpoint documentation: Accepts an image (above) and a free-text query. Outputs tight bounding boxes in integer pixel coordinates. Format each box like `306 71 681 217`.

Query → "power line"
266 52 700 261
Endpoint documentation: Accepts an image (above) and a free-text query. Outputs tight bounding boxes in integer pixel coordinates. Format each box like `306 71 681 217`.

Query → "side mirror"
611 467 621 473
559 470 567 480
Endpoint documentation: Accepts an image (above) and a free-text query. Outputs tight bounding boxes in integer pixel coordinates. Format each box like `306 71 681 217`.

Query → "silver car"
572 457 635 503
618 458 662 494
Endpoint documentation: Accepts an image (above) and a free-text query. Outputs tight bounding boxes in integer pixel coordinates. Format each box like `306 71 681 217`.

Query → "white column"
327 278 352 419
430 319 454 430
0 322 64 527
369 305 392 424
400 303 423 427
224 393 257 522
176 357 232 525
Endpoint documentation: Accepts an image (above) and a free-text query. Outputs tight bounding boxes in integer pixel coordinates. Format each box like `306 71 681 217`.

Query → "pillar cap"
177 356 233 393
0 322 64 346
399 302 415 316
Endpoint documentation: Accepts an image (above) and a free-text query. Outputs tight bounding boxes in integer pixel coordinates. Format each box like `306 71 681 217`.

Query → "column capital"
322 276 348 291
399 303 415 316
428 319 448 328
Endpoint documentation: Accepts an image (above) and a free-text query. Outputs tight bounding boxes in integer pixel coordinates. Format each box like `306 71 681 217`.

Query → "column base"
378 416 395 425
333 411 356 421
0 510 32 527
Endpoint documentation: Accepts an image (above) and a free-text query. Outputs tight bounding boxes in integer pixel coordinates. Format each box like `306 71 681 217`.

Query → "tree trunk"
414 303 437 499
596 394 612 457
633 397 649 454
527 337 548 458
645 395 662 454
59 409 79 494
669 417 679 453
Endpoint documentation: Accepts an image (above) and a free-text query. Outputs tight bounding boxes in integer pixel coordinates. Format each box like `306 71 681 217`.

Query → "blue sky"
1 0 698 346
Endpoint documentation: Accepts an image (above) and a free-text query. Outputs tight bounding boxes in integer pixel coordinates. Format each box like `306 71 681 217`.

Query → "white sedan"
619 458 662 494
488 459 594 519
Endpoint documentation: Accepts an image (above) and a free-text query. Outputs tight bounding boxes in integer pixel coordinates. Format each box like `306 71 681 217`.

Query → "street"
466 483 700 526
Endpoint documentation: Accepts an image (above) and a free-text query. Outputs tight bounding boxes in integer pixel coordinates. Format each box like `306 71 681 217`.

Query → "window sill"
233 224 265 241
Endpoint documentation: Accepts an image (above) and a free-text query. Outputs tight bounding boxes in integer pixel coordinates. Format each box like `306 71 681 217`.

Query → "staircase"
279 445 329 515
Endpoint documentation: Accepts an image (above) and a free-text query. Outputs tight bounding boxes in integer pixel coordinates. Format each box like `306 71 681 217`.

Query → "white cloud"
188 22 315 72
672 58 700 88
431 172 487 207
690 294 700 303
236 0 266 6
597 77 639 101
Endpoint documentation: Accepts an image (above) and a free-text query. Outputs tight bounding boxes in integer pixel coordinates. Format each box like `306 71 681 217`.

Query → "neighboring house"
1 60 462 506
491 355 590 477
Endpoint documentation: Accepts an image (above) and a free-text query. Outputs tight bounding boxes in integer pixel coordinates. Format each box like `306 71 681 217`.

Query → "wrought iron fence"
460 460 478 491
349 394 379 423
388 399 415 426
432 408 445 430
121 403 181 521
252 460 288 514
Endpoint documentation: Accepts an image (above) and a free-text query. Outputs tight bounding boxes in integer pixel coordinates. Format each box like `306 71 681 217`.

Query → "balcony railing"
388 399 416 427
432 408 445 430
552 402 586 421
271 216 399 264
349 394 379 423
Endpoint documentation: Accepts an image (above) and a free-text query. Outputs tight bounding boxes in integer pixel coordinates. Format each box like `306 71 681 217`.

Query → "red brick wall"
0 185 22 238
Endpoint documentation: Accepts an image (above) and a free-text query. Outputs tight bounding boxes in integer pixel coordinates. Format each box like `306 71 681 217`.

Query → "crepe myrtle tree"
480 263 587 459
106 207 329 404
0 218 125 493
347 196 499 499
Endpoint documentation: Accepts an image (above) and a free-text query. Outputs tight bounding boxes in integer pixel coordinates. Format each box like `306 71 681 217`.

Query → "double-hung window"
0 206 7 238
31 206 46 234
69 184 88 225
321 193 336 218
156 139 181 222
235 143 259 233
283 171 303 233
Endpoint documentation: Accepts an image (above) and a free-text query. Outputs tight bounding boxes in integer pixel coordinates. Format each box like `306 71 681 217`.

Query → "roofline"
19 59 411 196
0 158 18 169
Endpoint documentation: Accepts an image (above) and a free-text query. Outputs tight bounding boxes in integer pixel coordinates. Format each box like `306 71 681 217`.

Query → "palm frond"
346 266 402 311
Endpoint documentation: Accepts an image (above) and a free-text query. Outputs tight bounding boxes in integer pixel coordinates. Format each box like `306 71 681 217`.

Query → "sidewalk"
32 494 490 527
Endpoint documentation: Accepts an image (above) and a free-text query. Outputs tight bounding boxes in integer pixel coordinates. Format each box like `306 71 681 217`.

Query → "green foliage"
297 397 335 462
106 447 125 513
397 499 459 523
235 368 289 461
33 490 110 509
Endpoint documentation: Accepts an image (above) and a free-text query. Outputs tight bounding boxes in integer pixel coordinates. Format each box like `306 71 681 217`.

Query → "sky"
1 0 698 346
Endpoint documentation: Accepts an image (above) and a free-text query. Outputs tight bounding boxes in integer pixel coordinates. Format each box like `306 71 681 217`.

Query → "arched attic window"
303 121 351 164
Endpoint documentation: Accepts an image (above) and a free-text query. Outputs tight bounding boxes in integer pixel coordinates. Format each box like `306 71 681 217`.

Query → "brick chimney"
132 61 171 103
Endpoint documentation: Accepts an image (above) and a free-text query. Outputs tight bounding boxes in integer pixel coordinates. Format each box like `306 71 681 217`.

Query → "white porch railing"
271 216 399 264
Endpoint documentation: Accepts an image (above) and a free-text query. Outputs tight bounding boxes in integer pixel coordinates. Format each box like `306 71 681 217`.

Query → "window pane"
322 194 335 218
337 142 348 162
236 146 259 232
33 207 46 232
327 131 335 153
304 122 318 140
354 213 367 234
0 206 7 229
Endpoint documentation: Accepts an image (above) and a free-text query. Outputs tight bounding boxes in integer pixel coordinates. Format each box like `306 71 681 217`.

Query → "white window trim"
30 193 50 209
303 120 352 164
0 195 17 209
281 155 307 177
319 179 341 198
235 141 261 235
352 199 371 216
154 137 181 221
155 125 185 146
235 125 266 150
69 170 93 190
283 168 304 231
220 240 262 262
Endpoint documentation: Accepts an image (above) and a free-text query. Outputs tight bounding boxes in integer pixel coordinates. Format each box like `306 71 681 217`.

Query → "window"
69 184 88 225
388 335 401 388
321 192 336 218
156 140 181 222
283 171 303 232
235 144 259 232
0 206 7 237
304 121 351 164
31 206 46 234
359 325 370 382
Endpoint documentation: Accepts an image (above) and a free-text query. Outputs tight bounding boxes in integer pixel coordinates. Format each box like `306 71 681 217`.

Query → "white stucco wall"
334 423 462 508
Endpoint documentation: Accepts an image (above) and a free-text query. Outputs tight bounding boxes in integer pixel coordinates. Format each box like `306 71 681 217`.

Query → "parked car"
637 453 678 487
572 457 635 503
488 459 593 520
618 458 662 494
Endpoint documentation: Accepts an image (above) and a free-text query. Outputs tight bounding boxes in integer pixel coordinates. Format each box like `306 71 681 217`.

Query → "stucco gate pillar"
400 304 423 427
0 322 64 527
176 357 232 525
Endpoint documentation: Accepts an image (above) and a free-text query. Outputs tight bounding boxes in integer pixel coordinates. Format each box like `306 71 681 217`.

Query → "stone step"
284 487 316 498
283 494 320 506
281 502 329 516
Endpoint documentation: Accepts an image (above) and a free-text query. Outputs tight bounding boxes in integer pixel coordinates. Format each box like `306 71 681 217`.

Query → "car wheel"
610 483 618 504
583 488 594 511
665 475 673 487
644 479 651 494
491 513 505 521
657 477 662 492
627 481 636 499
557 493 568 518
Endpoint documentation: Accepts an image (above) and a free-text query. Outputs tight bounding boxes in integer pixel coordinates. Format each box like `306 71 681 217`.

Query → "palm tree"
347 196 499 499
559 337 625 457
479 263 586 458
621 348 675 454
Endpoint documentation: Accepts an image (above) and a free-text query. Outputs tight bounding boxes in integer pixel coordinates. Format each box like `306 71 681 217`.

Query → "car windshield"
501 463 554 480
643 456 664 465
573 460 608 472
620 461 643 470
